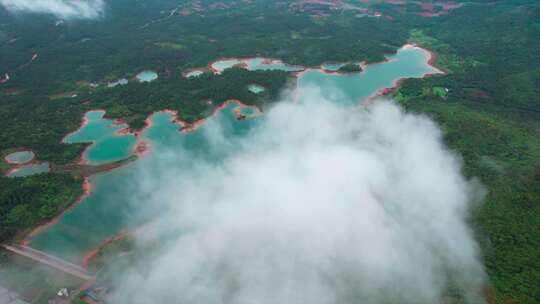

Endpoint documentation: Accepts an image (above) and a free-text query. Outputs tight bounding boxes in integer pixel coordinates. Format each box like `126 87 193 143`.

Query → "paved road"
1 244 94 281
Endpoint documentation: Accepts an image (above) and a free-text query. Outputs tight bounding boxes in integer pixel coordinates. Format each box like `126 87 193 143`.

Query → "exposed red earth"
412 42 449 74
419 2 436 11
416 1 462 17
289 0 382 17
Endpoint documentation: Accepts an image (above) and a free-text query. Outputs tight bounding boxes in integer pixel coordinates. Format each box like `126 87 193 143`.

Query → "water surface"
4 151 35 164
31 103 261 262
8 162 50 178
298 45 439 105
211 58 303 74
64 111 137 165
248 84 265 94
136 71 158 82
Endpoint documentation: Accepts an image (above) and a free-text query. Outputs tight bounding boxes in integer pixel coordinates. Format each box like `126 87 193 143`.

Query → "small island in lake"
338 63 363 73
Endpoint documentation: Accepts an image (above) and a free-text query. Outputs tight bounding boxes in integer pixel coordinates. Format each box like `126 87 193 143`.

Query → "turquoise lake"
63 110 137 165
298 45 440 105
29 45 441 263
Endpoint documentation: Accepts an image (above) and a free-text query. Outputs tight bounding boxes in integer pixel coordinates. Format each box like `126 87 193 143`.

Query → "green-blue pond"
136 70 158 82
8 162 50 178
4 151 35 164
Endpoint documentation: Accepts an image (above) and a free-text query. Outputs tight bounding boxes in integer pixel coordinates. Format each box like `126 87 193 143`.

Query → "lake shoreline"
20 43 446 266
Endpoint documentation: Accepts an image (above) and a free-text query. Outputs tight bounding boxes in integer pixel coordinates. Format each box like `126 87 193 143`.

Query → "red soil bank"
410 43 448 75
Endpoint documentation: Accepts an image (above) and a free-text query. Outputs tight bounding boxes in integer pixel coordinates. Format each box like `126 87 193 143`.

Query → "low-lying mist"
0 0 104 19
111 89 486 304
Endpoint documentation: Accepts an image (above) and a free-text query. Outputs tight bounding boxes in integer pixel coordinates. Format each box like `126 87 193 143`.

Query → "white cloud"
110 89 486 303
0 0 104 19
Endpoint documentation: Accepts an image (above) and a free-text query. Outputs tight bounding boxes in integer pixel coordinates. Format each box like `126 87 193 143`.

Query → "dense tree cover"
90 68 291 129
393 3 540 303
0 173 83 243
0 68 289 163
0 0 539 303
337 63 363 73
0 0 407 96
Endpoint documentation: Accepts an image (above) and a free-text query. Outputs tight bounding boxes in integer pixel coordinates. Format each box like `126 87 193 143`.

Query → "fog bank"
0 0 104 19
111 89 486 304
